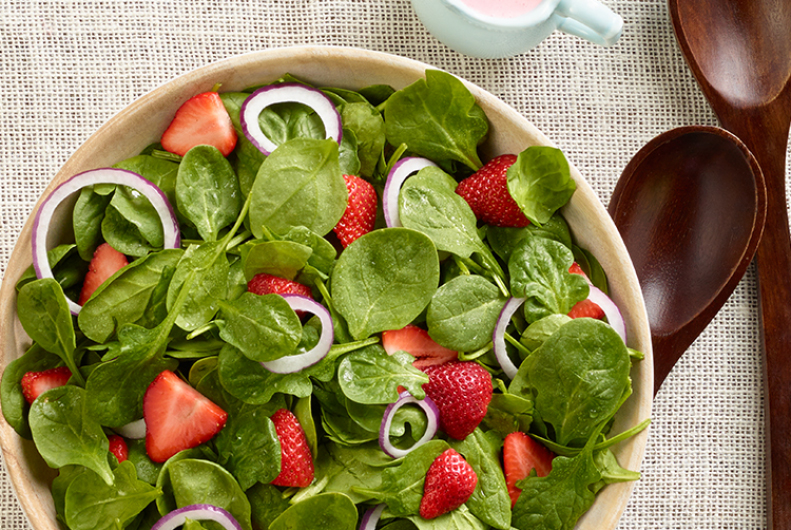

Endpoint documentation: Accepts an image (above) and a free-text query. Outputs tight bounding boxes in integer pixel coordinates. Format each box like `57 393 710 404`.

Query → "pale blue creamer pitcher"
410 0 624 58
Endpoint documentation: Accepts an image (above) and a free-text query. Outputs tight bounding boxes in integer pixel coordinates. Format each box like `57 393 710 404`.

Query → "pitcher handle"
554 0 623 47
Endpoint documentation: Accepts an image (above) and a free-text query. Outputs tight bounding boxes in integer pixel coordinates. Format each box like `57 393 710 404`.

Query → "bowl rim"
0 44 652 530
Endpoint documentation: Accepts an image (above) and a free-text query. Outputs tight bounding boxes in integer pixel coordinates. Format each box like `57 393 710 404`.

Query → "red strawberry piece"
161 91 238 157
20 366 72 404
568 262 587 278
382 325 457 370
568 298 605 320
420 448 478 519
270 409 314 488
143 370 228 463
108 435 129 463
422 361 492 440
247 273 313 299
333 174 378 248
503 431 554 507
455 154 530 227
78 243 129 305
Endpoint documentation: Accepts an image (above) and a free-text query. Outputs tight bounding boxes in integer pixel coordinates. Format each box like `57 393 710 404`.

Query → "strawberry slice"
568 262 605 319
20 366 72 404
78 243 129 305
422 361 492 440
333 174 377 248
108 434 129 463
382 325 457 370
503 431 554 508
247 273 313 299
271 409 314 488
161 91 238 157
420 448 478 519
143 370 227 463
455 154 530 227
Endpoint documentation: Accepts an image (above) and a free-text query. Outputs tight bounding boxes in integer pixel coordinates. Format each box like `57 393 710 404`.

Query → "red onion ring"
378 391 439 459
586 285 627 344
151 504 242 530
493 297 526 380
240 83 343 156
359 504 385 530
259 294 334 374
113 418 146 439
32 168 180 315
382 157 438 227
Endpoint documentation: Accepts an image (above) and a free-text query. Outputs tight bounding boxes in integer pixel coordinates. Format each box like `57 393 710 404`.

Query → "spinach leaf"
404 504 487 530
16 244 87 296
278 225 337 276
331 228 439 340
176 145 242 242
0 344 61 438
63 460 160 530
109 183 166 248
166 242 229 332
79 248 182 343
16 278 80 381
218 292 302 363
294 395 318 458
52 465 87 524
320 442 392 502
385 70 488 171
214 404 281 490
520 314 571 351
28 385 114 485
339 100 386 177
249 137 347 237
572 245 609 295
506 147 576 226
527 319 631 447
426 274 506 352
450 429 511 530
508 237 588 323
241 240 313 281
487 213 572 262
220 92 266 197
355 439 449 516
247 483 291 530
269 492 358 530
337 346 429 404
127 438 163 485
339 127 363 176
218 344 313 404
481 392 534 437
101 205 158 257
592 449 641 492
167 458 253 530
73 186 113 260
113 154 179 208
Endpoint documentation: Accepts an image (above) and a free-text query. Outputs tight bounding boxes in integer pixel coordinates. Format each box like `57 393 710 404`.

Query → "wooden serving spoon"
609 126 766 396
668 1 791 526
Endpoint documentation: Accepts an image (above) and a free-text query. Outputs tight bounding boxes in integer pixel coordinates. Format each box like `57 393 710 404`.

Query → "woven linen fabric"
0 0 771 529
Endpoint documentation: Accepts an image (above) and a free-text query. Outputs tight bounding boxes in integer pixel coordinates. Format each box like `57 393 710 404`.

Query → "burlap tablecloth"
0 1 770 528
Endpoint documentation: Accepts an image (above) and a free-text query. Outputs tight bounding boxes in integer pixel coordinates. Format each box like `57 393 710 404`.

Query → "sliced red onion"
379 391 439 459
32 168 180 315
587 285 627 344
152 504 242 530
493 297 526 380
360 504 385 530
382 157 438 227
113 418 146 439
240 83 342 156
260 294 334 374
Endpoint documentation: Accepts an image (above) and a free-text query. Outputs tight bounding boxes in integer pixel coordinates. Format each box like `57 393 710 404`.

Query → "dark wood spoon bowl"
610 126 766 396
669 1 791 526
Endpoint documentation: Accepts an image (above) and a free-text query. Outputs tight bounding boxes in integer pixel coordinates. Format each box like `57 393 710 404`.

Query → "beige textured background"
0 0 771 528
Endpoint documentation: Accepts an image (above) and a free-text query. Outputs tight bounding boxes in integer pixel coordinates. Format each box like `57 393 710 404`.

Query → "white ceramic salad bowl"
0 46 652 530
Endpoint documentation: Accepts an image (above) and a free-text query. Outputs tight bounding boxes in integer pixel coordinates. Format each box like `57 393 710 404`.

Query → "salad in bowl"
0 47 652 530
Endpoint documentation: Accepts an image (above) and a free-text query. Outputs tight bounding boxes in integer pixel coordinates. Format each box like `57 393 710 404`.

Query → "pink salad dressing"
459 0 543 18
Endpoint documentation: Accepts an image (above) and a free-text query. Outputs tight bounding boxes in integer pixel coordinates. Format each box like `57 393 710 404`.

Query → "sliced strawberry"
455 154 530 227
382 325 457 370
422 361 492 440
161 91 238 157
20 366 72 404
143 370 227 463
568 262 587 278
247 273 313 299
108 435 129 463
503 431 554 508
270 409 314 488
78 243 129 305
568 298 605 319
420 448 478 519
333 174 377 248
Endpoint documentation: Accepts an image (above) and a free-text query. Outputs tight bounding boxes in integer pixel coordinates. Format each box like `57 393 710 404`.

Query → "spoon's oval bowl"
610 125 765 393
0 46 652 530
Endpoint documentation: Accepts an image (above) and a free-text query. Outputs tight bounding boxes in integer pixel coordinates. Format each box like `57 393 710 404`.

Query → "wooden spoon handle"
723 109 791 528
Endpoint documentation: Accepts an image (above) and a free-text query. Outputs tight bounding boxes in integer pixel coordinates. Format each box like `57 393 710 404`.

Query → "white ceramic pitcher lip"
441 0 561 29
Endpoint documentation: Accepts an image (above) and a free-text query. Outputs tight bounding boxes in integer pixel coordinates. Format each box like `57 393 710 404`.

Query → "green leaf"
331 228 439 340
215 405 281 490
218 344 313 404
269 492 358 530
167 242 229 332
29 385 114 485
241 240 313 281
506 147 576 227
337 346 429 404
249 137 347 237
73 187 113 260
339 100 386 177
247 483 291 530
0 344 61 438
385 70 488 171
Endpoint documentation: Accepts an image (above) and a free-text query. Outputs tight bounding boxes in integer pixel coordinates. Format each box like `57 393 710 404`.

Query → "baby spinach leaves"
331 228 439 340
506 147 577 227
269 492 358 530
337 346 429 403
0 344 61 438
